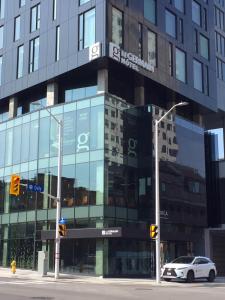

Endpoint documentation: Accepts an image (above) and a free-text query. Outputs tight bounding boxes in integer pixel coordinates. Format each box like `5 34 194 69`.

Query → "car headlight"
177 267 188 270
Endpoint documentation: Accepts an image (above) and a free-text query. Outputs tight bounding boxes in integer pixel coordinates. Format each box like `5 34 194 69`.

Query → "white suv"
161 256 217 283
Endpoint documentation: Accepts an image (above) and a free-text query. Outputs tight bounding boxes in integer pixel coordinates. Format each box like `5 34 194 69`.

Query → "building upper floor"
0 0 219 114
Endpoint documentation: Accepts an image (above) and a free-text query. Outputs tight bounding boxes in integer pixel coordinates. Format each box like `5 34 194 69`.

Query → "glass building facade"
0 93 207 277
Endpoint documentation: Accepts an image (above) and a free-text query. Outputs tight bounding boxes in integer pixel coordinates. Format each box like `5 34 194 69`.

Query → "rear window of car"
172 256 195 264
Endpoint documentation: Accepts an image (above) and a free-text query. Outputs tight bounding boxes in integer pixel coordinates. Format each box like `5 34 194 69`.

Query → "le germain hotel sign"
89 42 154 73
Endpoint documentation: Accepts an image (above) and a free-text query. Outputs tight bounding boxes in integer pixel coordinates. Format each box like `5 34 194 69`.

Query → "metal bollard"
10 260 16 274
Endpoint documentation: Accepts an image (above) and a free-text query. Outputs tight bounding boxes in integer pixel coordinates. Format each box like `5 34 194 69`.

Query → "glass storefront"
0 93 207 276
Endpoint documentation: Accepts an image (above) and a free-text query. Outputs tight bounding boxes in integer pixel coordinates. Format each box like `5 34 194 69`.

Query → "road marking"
0 280 55 285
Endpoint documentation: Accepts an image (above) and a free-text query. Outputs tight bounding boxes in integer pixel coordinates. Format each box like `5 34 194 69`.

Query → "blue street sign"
27 184 44 193
59 218 67 225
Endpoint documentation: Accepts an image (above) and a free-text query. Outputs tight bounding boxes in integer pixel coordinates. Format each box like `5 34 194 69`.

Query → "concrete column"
8 97 18 119
47 82 58 106
97 69 108 93
95 239 108 277
134 75 145 106
193 113 204 127
2 226 9 267
204 228 211 258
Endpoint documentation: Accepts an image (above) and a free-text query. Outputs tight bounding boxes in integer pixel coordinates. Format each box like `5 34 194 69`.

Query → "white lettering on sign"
109 43 154 73
77 132 90 152
101 229 119 236
89 42 101 61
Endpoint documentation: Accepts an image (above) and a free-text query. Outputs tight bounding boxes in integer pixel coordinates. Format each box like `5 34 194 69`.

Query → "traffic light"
150 224 158 239
58 224 67 237
10 175 20 196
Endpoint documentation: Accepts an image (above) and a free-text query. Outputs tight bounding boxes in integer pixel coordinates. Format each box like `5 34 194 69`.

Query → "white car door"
199 258 211 277
193 258 203 278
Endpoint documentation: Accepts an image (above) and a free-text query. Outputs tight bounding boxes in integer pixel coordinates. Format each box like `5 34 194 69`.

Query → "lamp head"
176 101 189 107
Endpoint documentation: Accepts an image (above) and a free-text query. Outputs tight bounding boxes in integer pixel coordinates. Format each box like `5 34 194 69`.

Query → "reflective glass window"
0 130 5 167
80 0 90 4
175 48 186 82
29 37 39 73
31 4 40 32
0 56 2 86
174 0 184 13
144 0 156 24
193 59 203 92
19 0 25 8
165 10 176 38
63 111 76 155
112 7 123 47
192 0 201 26
29 119 39 161
0 26 3 49
200 34 209 60
90 161 104 205
147 30 156 67
5 128 13 166
13 125 22 165
39 117 50 158
14 16 20 41
17 45 24 79
79 8 95 50
75 163 89 205
90 105 104 151
21 123 30 163
55 25 60 61
0 0 5 19
52 0 57 20
61 165 75 208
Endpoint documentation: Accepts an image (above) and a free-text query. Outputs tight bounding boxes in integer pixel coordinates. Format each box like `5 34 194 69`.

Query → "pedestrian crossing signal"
10 175 20 196
58 224 67 237
150 224 158 239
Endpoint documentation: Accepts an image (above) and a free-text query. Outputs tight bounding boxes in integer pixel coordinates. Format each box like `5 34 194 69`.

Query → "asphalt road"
0 277 225 300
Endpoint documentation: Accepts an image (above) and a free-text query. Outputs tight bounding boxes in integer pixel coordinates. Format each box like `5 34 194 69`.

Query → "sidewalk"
0 267 224 286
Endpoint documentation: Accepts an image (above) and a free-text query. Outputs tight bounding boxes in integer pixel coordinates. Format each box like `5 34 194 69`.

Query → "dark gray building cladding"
0 0 223 277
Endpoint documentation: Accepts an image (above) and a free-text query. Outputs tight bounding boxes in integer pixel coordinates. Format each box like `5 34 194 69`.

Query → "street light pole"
154 102 188 284
32 103 63 280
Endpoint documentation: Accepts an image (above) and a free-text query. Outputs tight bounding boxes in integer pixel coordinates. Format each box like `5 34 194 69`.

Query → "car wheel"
164 278 171 282
186 270 194 283
207 270 215 282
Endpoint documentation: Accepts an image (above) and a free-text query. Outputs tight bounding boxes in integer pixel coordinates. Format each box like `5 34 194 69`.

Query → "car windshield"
171 256 195 264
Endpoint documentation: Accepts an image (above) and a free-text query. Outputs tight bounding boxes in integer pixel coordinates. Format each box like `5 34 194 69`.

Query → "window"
192 1 201 26
29 37 39 73
202 8 207 30
215 32 225 56
0 0 5 19
14 16 21 41
0 56 2 85
53 0 57 20
79 0 90 5
175 48 186 82
199 34 209 60
144 0 156 24
193 59 203 92
147 30 156 67
205 66 209 95
138 23 143 58
0 26 3 49
19 0 25 7
174 0 184 13
79 8 95 50
165 10 176 38
179 18 183 43
194 29 198 53
112 7 123 47
55 25 60 61
169 43 173 76
17 45 24 78
215 7 224 31
31 4 40 32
